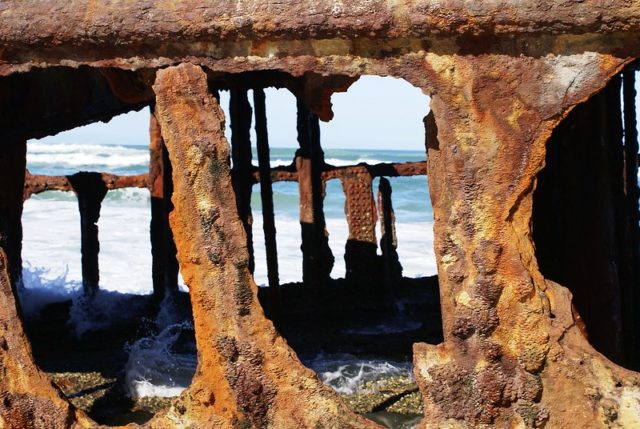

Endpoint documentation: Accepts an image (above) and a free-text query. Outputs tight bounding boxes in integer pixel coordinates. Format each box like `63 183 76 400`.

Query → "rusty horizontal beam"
0 1 639 77
23 170 148 200
22 160 422 199
251 160 426 183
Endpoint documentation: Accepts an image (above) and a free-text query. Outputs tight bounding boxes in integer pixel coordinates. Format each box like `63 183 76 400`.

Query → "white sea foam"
325 157 386 167
302 353 413 395
27 142 149 170
68 290 149 337
18 265 81 317
125 321 196 398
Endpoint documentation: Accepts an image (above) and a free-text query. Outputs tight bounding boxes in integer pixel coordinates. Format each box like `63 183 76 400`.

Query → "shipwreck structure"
1 1 640 428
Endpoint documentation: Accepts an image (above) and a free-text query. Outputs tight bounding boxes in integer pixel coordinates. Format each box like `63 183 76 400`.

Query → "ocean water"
20 142 434 424
22 143 435 292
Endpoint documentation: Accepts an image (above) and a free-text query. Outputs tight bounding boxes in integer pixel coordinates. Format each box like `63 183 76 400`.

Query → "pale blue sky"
29 76 431 151
29 73 640 151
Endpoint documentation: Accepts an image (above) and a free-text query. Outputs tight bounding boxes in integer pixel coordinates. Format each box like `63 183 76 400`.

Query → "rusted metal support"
250 160 427 184
229 88 255 274
0 140 26 292
253 88 280 314
24 171 147 200
152 63 373 428
296 100 333 288
340 169 379 287
68 172 108 296
533 75 638 367
378 178 403 291
622 65 640 369
149 109 179 301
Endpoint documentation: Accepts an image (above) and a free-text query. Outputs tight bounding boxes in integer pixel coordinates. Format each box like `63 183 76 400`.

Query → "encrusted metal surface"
0 2 639 428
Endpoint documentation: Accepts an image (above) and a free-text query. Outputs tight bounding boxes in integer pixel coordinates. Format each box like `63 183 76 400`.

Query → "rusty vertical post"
253 88 280 315
68 172 108 297
230 88 255 274
378 177 403 291
296 99 333 289
623 65 640 368
0 140 26 293
604 74 635 368
533 75 635 366
149 109 179 301
341 170 380 288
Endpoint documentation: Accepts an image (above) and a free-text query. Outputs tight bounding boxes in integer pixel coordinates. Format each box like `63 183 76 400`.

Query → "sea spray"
301 353 413 395
68 291 149 337
124 296 196 399
19 264 81 317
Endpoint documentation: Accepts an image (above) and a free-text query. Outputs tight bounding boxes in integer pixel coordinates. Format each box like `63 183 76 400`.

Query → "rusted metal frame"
23 171 148 200
149 109 179 301
253 88 281 315
623 65 640 368
378 177 403 293
341 170 380 287
0 140 26 297
66 172 108 296
296 100 334 289
604 75 638 368
250 160 427 183
229 88 255 274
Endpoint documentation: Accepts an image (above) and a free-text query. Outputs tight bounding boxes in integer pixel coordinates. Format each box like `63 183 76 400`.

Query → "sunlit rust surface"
0 1 639 428
23 171 148 200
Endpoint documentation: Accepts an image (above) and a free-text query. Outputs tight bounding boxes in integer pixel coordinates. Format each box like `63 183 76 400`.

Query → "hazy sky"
30 72 640 151
30 76 431 151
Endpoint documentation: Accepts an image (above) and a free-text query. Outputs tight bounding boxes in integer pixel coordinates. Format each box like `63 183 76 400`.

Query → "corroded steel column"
152 63 378 429
68 172 108 296
623 64 640 368
296 100 333 288
532 75 639 368
341 169 380 287
230 89 255 274
0 141 79 427
413 54 640 429
377 178 402 290
254 88 280 314
149 109 179 300
0 140 26 290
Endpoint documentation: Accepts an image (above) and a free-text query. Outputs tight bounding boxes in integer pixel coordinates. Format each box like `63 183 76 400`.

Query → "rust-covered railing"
21 91 428 302
23 171 148 296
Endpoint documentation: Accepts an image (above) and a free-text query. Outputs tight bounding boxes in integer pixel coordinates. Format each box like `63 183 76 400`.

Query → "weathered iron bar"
24 160 425 196
229 89 255 274
66 173 108 296
250 160 427 184
623 66 640 368
296 101 333 290
0 140 26 294
149 109 179 301
604 75 636 368
253 88 280 315
378 178 402 293
24 171 148 199
341 171 379 286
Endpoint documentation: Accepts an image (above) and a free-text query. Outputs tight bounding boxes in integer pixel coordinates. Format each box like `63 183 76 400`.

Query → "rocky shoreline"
48 370 424 427
25 280 439 428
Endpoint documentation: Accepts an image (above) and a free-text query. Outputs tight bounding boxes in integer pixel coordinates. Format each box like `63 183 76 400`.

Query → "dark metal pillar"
341 171 379 287
296 100 333 289
68 172 108 296
149 109 179 301
230 89 255 274
378 177 403 291
623 64 640 368
254 88 280 315
0 140 26 293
